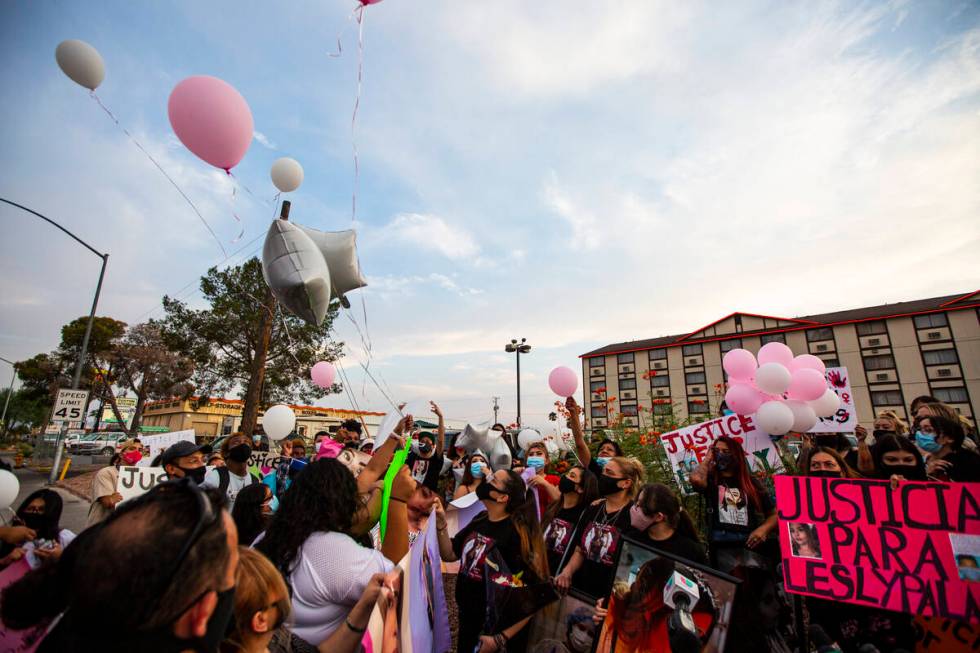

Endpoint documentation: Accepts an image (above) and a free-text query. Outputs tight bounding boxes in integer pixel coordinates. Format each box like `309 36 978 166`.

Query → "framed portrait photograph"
527 588 600 653
593 536 740 653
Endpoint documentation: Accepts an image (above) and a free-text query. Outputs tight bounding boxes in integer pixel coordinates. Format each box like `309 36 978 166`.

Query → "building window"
922 349 958 366
856 321 887 336
591 405 608 418
933 387 969 404
621 404 638 417
619 378 637 391
685 372 706 385
914 313 948 329
682 344 702 356
617 352 635 364
821 358 840 368
806 327 834 342
734 315 743 332
651 375 670 388
863 354 896 371
688 401 709 415
760 333 786 345
871 390 903 406
653 403 672 415
590 380 605 393
589 357 604 368
720 339 742 353
649 349 667 361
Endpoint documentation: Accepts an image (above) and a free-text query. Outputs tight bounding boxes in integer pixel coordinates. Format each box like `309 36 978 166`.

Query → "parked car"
69 432 128 456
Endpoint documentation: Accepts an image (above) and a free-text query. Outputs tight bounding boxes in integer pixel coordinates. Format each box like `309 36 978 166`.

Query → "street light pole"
504 338 531 427
0 357 15 437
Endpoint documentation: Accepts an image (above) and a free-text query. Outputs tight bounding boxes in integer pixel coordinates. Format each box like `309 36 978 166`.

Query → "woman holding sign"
689 437 777 572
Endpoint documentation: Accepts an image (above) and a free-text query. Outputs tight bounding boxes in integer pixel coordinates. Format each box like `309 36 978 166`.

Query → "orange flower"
606 396 617 403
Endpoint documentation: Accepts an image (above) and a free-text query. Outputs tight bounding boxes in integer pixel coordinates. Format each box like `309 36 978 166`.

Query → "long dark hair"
256 458 359 578
16 489 63 540
873 434 926 479
460 453 489 487
542 465 598 525
635 483 700 541
709 436 762 511
232 483 271 548
799 446 860 479
497 470 549 580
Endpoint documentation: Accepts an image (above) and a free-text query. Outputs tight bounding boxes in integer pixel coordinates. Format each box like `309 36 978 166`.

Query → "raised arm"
566 397 591 466
855 425 875 476
433 501 458 562
380 468 414 564
358 420 409 492
431 401 445 456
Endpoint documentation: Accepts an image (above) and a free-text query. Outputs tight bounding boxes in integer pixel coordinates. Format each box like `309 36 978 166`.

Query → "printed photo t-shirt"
544 503 587 574
571 500 633 599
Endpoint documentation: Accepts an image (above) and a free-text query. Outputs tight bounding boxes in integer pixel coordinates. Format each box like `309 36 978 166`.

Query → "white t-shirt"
202 467 255 510
24 529 76 570
289 531 394 645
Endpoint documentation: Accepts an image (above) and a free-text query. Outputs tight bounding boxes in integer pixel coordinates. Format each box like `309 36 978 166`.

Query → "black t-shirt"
623 527 709 565
543 503 587 575
406 451 445 490
571 500 633 599
452 513 527 625
940 449 980 482
701 477 774 536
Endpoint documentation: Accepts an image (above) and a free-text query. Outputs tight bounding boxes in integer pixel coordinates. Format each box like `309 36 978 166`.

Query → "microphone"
664 571 701 653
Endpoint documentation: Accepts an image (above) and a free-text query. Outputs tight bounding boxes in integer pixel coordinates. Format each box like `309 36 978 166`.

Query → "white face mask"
568 622 594 653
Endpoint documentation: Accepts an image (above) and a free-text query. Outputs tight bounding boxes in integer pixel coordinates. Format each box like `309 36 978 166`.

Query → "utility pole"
504 338 531 427
492 396 500 425
239 200 289 437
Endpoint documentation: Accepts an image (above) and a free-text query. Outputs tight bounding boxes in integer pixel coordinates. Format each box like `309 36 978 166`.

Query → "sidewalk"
9 467 92 534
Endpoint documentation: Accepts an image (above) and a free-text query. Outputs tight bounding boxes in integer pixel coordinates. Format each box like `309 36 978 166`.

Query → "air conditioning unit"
623 366 633 372
928 332 941 340
688 358 698 365
656 389 667 396
654 362 666 369
938 369 952 377
592 369 603 376
691 387 700 393
869 338 880 346
875 373 888 381
623 391 634 398
816 344 828 352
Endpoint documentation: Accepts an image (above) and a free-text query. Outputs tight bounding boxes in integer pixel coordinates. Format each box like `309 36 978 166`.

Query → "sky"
1 1 978 430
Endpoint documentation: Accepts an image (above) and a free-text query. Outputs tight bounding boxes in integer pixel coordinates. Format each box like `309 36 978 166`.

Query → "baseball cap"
161 440 205 467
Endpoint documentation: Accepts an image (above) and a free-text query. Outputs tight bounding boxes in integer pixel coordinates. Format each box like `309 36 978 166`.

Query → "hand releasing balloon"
548 366 578 398
263 405 296 441
271 157 304 193
168 76 254 172
311 361 336 389
56 40 105 91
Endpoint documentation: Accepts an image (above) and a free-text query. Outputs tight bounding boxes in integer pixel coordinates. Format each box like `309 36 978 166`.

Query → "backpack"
216 466 261 496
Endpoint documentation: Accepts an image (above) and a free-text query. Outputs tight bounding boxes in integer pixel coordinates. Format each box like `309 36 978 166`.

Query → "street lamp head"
511 339 518 344
505 344 516 353
518 345 531 354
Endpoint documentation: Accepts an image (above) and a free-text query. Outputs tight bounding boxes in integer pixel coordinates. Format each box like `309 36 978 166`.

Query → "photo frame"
592 536 740 653
527 588 600 653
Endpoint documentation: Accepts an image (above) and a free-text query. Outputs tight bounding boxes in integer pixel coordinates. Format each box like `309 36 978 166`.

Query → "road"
7 466 92 534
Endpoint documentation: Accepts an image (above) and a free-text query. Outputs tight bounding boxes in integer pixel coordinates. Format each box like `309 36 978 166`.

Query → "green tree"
57 315 129 426
1 388 49 436
161 257 343 431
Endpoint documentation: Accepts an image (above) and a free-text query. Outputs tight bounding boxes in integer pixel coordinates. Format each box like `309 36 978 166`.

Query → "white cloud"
381 213 481 261
253 131 277 150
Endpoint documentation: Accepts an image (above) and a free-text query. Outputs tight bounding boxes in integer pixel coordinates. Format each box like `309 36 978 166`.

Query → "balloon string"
272 191 282 220
227 172 244 244
351 4 365 223
89 91 227 257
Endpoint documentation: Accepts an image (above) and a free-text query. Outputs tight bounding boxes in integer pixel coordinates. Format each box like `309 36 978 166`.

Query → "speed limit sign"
52 389 90 423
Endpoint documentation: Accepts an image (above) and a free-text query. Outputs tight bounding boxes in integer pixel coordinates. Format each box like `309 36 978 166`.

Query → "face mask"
873 429 895 439
881 463 926 481
598 474 624 496
475 481 499 502
558 476 578 494
136 586 237 653
228 443 252 463
452 466 465 483
596 457 611 468
266 495 279 514
527 456 546 470
179 465 207 485
629 504 656 531
714 451 734 471
722 409 735 416
252 436 261 444
568 624 593 653
20 513 46 532
470 462 485 478
419 442 433 455
809 470 841 479
195 586 236 653
122 450 142 465
915 431 941 453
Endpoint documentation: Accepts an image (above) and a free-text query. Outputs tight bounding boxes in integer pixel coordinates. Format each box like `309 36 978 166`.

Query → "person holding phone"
3 489 75 570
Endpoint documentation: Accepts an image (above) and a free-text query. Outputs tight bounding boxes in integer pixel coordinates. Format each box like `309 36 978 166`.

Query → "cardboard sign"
914 616 980 653
660 413 783 495
405 511 452 653
776 476 980 622
808 366 857 434
115 466 169 501
139 429 196 465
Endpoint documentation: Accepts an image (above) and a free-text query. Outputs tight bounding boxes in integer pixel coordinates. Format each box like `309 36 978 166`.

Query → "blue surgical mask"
470 462 485 478
722 409 735 416
596 457 611 468
915 431 941 453
266 495 279 514
527 456 546 470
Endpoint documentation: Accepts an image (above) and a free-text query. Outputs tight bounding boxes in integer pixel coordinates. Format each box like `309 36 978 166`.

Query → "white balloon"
262 404 296 441
56 39 105 91
786 400 818 433
755 400 795 436
270 157 304 193
517 428 541 451
0 470 19 510
809 389 841 418
755 362 791 395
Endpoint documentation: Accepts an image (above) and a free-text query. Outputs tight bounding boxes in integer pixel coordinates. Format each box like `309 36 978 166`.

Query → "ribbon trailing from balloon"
379 437 411 544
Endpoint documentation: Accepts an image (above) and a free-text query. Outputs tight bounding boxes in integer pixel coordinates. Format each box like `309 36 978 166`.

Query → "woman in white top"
255 457 414 647
1 489 75 570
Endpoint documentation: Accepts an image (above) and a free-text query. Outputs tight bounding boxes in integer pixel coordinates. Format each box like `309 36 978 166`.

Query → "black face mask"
475 481 497 502
558 476 578 494
19 513 47 533
873 429 895 439
598 475 624 496
419 442 433 456
809 470 842 479
179 465 208 485
714 451 734 471
227 443 252 464
881 463 926 481
121 586 237 653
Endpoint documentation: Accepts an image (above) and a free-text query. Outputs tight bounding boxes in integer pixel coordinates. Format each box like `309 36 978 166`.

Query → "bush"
16 442 33 458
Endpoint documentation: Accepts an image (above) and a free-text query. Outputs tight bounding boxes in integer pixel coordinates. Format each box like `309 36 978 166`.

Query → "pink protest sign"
776 475 980 622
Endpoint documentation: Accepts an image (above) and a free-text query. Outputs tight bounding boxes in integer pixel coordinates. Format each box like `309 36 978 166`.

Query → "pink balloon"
548 366 578 397
359 0 383 4
723 349 757 380
757 342 794 367
168 76 254 172
311 361 336 389
786 368 827 402
789 354 826 375
725 383 764 415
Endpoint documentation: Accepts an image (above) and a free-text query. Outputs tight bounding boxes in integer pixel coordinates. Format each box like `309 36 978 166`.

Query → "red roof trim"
580 302 980 359
674 311 821 343
940 290 980 308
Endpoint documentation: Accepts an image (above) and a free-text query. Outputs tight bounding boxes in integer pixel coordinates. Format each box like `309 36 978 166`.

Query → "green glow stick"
379 437 412 544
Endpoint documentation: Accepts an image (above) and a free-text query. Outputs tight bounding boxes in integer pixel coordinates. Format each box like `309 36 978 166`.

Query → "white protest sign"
374 398 430 450
660 413 783 495
807 366 857 434
52 389 89 423
139 429 196 464
115 466 169 501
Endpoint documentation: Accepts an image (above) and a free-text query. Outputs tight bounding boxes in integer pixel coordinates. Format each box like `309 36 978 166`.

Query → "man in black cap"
161 440 207 484
406 402 446 490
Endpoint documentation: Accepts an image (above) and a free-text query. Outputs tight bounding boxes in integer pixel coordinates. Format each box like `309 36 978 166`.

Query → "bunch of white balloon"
723 342 840 436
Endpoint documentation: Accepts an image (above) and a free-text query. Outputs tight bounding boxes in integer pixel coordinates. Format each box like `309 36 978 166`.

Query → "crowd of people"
0 395 976 653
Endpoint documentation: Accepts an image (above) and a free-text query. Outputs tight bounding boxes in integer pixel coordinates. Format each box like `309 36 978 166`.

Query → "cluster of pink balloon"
311 361 337 389
723 342 840 436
